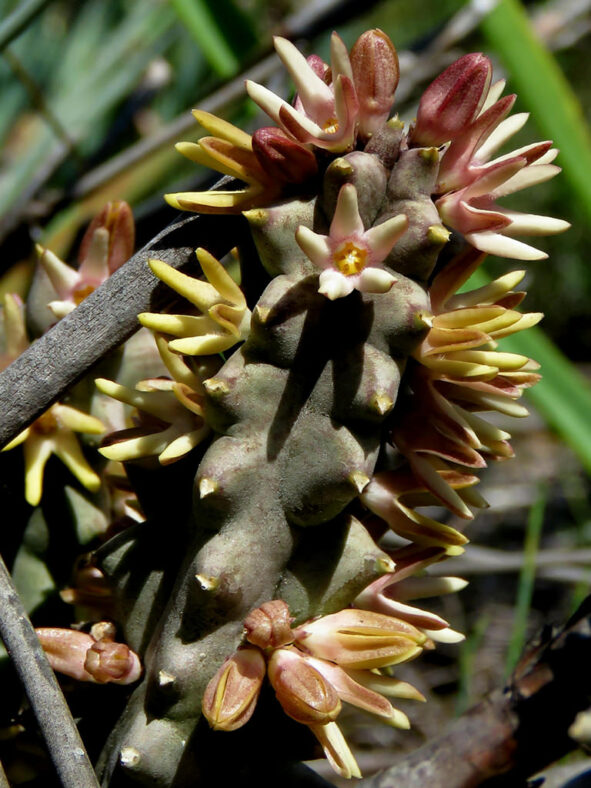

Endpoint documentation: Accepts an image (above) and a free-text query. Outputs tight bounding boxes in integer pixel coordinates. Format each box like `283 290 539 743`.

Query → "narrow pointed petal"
357 267 396 293
158 427 208 465
309 722 362 779
196 248 245 306
331 184 365 237
318 269 355 300
23 434 54 506
245 79 289 126
295 226 332 268
273 36 335 121
475 112 529 161
330 32 353 80
499 211 570 237
52 431 101 493
365 214 408 261
38 246 79 298
465 231 548 260
54 405 105 434
191 110 253 150
148 259 220 311
168 333 239 355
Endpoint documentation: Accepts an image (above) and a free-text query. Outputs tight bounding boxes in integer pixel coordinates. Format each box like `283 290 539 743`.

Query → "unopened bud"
293 609 427 670
252 127 318 185
411 53 492 146
202 648 266 731
351 29 399 139
268 648 341 725
244 600 294 650
78 201 135 274
84 639 142 684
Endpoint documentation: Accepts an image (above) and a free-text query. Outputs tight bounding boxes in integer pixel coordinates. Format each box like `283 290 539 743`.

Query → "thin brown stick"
0 552 100 788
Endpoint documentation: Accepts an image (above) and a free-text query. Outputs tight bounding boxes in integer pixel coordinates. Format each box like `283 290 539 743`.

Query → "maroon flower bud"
351 29 399 140
252 127 318 186
411 53 492 147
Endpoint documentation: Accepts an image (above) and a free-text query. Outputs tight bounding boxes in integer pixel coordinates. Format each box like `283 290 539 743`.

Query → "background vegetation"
0 0 590 784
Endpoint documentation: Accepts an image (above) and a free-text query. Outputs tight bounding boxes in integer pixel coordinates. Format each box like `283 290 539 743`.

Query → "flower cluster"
96 334 210 465
203 594 434 778
412 53 569 259
38 201 134 319
363 246 542 549
203 545 465 778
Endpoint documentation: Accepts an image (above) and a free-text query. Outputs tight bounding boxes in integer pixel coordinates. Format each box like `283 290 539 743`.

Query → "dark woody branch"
358 595 591 788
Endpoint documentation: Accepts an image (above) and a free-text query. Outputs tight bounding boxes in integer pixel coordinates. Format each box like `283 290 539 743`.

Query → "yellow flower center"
73 284 96 305
333 242 367 276
322 117 339 134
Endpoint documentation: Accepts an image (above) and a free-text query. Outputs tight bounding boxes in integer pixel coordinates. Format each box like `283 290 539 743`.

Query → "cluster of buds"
362 246 542 550
411 53 569 259
203 553 464 781
166 30 399 213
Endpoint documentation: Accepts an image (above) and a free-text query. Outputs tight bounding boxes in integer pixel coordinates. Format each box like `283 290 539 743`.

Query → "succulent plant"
1 27 568 787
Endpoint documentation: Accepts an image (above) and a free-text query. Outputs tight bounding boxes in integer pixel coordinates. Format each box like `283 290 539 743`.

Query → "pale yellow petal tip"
164 193 185 211
387 708 411 729
83 472 102 493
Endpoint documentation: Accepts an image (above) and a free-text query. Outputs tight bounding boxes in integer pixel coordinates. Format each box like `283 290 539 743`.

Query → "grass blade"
504 486 546 677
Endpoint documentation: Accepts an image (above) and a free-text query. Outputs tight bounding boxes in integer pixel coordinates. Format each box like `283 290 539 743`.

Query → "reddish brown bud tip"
84 639 142 684
412 53 492 146
244 599 294 649
79 201 135 273
202 648 266 731
351 29 399 139
252 127 318 186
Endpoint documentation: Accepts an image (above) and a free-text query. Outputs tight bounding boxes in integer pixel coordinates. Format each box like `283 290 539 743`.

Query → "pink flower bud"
252 127 318 185
78 201 135 275
202 648 266 731
412 54 492 147
36 626 141 685
268 648 341 725
244 599 294 650
351 29 399 139
84 639 142 684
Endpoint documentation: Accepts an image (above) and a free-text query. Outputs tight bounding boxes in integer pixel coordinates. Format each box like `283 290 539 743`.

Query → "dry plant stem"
358 595 591 788
0 552 100 788
0 202 244 449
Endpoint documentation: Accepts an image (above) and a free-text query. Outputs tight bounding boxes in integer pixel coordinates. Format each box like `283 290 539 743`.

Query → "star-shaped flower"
38 201 134 319
295 183 407 300
138 248 251 355
246 33 359 153
0 294 104 506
